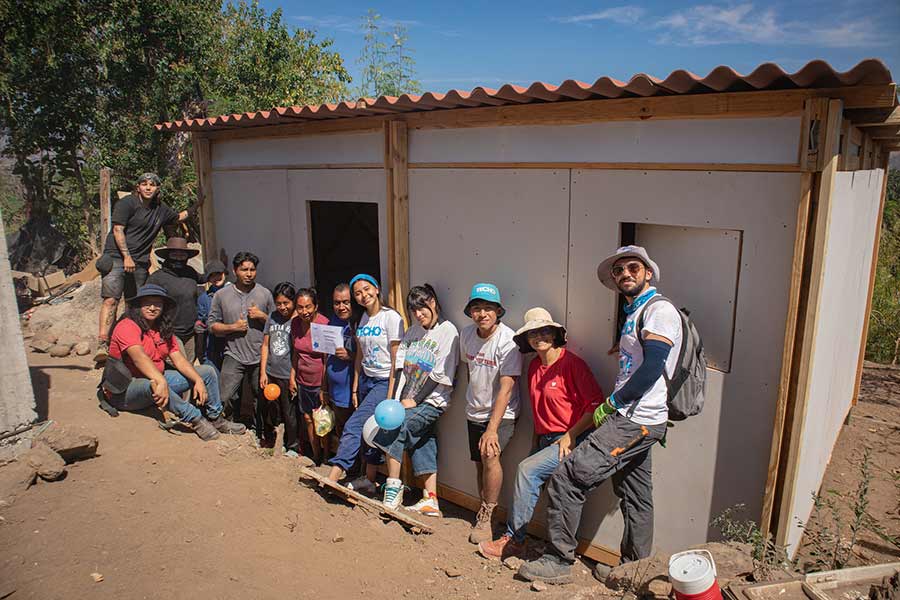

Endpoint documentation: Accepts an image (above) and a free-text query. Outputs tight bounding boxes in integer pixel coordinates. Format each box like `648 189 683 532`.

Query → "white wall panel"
211 169 387 290
410 118 800 165
784 168 884 552
211 131 382 169
566 170 799 553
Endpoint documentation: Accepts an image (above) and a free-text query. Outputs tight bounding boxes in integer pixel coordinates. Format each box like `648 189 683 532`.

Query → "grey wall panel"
409 118 801 165
212 132 382 169
784 168 884 552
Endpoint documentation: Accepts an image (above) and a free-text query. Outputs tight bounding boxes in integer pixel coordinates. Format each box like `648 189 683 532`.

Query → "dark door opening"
309 201 381 318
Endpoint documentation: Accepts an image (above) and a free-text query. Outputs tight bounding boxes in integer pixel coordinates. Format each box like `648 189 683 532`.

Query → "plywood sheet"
635 224 742 372
568 170 800 552
782 168 884 552
409 118 801 165
212 131 382 169
408 168 570 506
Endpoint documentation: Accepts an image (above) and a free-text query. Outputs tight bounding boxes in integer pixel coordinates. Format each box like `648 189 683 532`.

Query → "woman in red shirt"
103 284 246 441
478 307 603 560
289 287 330 463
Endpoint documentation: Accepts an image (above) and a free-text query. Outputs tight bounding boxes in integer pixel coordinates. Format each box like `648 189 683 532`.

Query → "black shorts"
467 419 516 462
98 255 149 300
298 384 321 415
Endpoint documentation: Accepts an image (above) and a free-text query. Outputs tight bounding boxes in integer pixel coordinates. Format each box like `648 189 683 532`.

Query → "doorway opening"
308 201 381 318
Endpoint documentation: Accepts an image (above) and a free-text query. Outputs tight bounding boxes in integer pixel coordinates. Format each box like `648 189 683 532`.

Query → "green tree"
866 168 900 364
356 10 420 98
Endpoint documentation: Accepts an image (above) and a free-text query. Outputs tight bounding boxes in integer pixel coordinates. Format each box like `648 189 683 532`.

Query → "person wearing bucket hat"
195 259 229 370
94 172 204 365
518 246 677 585
478 307 603 562
459 283 523 543
102 284 246 441
147 238 202 364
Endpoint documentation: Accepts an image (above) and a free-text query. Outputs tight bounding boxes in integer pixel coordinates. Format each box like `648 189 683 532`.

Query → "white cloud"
552 6 646 26
653 3 893 48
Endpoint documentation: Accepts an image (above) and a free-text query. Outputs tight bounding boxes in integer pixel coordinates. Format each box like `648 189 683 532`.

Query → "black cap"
203 260 227 281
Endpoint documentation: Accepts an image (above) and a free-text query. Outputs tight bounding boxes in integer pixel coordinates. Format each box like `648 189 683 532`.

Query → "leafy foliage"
866 168 900 364
356 10 420 98
0 0 353 262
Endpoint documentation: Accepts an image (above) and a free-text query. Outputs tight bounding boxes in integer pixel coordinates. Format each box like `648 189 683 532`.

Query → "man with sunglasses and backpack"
518 246 681 585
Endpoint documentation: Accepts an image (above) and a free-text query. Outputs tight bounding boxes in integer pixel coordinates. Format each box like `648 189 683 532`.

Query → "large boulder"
23 444 66 481
30 332 58 353
34 423 99 463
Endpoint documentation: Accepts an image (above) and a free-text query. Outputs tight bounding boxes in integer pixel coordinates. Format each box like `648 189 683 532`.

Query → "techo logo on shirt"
357 325 384 337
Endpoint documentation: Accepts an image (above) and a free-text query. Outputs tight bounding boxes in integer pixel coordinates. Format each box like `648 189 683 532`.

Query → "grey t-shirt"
263 311 293 379
208 283 274 366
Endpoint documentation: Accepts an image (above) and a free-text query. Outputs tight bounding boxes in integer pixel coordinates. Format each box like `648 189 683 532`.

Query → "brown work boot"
93 340 109 365
209 415 246 435
478 534 525 561
468 501 497 544
193 417 220 441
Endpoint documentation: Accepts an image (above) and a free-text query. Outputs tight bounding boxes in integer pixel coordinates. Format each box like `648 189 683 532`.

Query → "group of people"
93 173 683 585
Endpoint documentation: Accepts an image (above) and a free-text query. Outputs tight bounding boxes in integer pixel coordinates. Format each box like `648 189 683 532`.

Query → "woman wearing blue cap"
326 274 404 489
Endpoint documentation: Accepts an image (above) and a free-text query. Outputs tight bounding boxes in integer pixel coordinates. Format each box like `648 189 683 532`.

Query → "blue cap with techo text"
464 282 505 317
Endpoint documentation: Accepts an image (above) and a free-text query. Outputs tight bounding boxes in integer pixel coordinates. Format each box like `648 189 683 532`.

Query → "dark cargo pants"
545 412 666 564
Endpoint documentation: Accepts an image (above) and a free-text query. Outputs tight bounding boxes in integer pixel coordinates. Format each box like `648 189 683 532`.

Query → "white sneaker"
409 491 442 518
382 478 404 510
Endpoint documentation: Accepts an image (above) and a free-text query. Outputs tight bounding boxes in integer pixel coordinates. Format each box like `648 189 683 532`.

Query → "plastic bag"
313 405 335 437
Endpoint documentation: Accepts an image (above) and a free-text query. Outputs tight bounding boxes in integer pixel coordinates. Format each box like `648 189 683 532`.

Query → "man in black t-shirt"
94 173 200 364
147 237 202 363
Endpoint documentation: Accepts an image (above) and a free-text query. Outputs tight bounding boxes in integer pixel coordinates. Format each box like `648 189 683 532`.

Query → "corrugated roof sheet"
156 59 894 132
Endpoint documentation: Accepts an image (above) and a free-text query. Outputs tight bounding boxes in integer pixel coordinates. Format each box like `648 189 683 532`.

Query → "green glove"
593 399 617 428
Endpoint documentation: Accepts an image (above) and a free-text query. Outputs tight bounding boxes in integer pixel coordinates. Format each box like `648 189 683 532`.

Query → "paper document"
310 323 344 354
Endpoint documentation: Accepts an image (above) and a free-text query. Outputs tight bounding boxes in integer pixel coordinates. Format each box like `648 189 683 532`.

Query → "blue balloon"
374 399 405 430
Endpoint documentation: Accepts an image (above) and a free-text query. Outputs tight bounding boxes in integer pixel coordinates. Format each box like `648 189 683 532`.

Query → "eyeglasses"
611 261 644 278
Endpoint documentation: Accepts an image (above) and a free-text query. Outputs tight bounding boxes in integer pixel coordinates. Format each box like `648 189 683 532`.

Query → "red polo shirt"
528 349 604 435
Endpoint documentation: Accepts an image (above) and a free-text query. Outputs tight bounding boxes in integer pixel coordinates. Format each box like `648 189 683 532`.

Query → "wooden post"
774 98 843 548
191 134 217 264
383 120 409 323
99 167 111 249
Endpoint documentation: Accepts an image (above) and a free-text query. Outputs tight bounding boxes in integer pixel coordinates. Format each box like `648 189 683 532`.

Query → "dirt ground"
0 349 607 600
795 362 900 570
2 348 898 599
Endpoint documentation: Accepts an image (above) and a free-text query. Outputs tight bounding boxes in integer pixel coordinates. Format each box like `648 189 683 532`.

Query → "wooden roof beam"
845 106 900 127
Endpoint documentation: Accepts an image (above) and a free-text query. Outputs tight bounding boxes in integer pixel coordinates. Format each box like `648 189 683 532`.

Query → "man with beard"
94 173 200 364
518 246 677 585
147 238 202 364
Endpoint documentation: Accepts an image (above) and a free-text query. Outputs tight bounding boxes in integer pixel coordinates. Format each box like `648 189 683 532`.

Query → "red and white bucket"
668 550 723 600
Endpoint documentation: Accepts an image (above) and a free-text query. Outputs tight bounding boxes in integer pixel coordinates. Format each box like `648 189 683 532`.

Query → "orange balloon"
264 383 281 401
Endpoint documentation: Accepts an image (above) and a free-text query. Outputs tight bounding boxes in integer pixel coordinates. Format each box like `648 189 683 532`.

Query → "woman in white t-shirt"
327 274 405 488
378 284 459 517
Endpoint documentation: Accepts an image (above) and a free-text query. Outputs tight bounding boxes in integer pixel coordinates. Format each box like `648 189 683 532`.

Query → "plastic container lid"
668 550 717 595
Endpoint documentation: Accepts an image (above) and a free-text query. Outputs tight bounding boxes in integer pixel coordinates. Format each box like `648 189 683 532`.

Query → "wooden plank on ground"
298 466 433 534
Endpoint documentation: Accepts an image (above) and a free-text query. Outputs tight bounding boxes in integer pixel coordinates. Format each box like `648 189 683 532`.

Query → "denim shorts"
375 402 444 476
98 255 149 299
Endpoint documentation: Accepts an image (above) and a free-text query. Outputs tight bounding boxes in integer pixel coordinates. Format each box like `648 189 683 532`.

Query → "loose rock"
333 534 344 543
444 566 462 578
34 422 99 463
503 556 525 571
30 333 58 353
0 461 38 503
23 444 66 481
531 581 548 592
73 342 91 356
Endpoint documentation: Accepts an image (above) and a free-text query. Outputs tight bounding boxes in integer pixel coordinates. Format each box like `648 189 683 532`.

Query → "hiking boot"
382 477 404 510
593 562 613 584
409 491 442 518
518 554 573 585
478 534 526 561
193 417 220 441
93 341 109 364
468 501 496 544
209 415 247 435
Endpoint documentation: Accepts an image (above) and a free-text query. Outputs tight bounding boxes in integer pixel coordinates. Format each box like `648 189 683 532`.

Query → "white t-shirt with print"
395 320 460 409
459 323 523 422
614 297 682 425
357 308 405 379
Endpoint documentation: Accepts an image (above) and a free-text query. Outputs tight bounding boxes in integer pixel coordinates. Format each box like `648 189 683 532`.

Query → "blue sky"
259 0 900 94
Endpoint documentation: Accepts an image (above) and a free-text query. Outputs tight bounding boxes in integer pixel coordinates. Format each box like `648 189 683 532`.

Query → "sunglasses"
611 261 645 278
526 326 557 339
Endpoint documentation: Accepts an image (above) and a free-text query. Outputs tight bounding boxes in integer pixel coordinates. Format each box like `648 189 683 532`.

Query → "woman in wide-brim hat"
478 306 604 560
102 284 246 441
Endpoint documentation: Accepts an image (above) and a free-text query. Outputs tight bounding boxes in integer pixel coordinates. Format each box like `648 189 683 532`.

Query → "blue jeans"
114 365 223 423
375 403 444 476
505 431 589 542
329 374 388 472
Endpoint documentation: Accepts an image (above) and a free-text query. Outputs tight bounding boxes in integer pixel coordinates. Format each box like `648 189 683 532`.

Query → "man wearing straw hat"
519 246 677 585
147 237 202 364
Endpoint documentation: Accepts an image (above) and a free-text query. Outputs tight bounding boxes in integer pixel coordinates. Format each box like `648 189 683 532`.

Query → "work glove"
593 399 617 428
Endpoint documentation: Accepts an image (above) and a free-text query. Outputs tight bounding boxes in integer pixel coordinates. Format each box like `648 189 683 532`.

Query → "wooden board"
298 466 433 534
